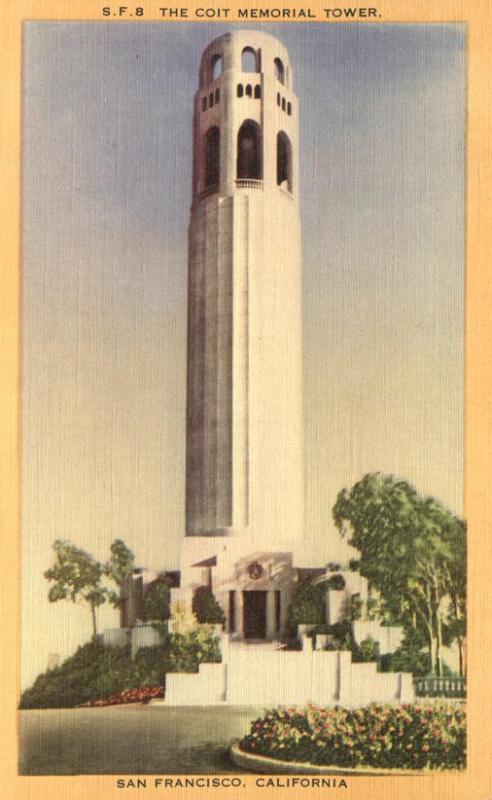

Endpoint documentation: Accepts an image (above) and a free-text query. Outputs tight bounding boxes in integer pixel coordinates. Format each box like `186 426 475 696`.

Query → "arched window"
281 97 286 112
237 120 262 180
237 84 243 98
241 47 257 73
245 84 252 98
204 126 220 189
211 54 223 81
254 84 261 99
201 96 207 112
209 92 214 108
274 57 285 85
277 131 292 192
287 101 292 116
215 87 220 104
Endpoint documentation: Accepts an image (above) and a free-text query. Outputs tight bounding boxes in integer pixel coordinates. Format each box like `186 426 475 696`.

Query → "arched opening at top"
245 84 253 98
241 47 258 73
274 57 285 85
254 84 261 99
277 131 292 192
237 83 244 97
204 126 220 189
211 54 223 81
237 120 262 181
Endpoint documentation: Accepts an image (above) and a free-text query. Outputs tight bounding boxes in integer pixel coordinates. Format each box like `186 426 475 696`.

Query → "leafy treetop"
44 540 118 639
332 473 466 676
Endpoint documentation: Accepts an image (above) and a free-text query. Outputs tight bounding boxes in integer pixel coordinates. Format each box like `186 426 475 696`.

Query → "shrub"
326 573 346 591
192 586 225 625
168 627 221 672
240 703 466 770
143 581 171 622
135 643 171 684
347 594 363 621
287 582 326 633
170 601 199 634
353 636 380 663
20 622 222 708
386 629 431 676
315 620 354 651
19 642 141 709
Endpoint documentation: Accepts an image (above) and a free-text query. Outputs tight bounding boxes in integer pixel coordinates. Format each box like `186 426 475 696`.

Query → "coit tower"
185 31 303 560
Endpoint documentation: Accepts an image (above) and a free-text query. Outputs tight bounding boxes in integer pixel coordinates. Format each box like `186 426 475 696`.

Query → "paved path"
19 705 264 775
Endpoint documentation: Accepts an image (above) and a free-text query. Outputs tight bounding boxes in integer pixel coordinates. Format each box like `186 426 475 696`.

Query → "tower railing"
235 179 263 189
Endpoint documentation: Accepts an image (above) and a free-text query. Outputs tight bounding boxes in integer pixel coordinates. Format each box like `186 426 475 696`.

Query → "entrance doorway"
243 591 267 639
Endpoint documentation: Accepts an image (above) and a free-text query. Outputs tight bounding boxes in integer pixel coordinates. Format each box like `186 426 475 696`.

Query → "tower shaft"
186 31 303 547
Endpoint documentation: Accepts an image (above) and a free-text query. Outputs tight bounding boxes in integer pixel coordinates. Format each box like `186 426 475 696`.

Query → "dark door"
243 591 267 639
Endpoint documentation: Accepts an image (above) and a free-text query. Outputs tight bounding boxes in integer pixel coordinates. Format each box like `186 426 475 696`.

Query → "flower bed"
81 685 163 707
239 704 465 771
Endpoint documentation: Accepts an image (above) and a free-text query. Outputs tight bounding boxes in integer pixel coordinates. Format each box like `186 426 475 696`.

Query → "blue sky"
22 22 465 683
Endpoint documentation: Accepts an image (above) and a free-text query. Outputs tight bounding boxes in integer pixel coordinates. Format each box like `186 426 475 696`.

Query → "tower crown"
198 31 293 90
192 31 299 204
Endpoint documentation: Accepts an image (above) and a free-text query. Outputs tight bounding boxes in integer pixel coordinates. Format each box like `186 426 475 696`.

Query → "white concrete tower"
183 31 303 577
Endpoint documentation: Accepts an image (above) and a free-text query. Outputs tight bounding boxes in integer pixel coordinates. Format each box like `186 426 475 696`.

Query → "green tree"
105 539 135 587
45 540 118 639
333 473 466 676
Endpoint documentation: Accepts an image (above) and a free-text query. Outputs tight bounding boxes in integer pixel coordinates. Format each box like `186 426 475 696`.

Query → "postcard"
1 1 491 798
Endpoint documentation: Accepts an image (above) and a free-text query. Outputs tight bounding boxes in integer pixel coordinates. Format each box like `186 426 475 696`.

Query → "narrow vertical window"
277 130 292 192
254 84 261 99
282 97 286 112
209 92 214 108
237 83 244 98
237 120 262 180
287 101 292 116
274 57 285 85
275 591 281 635
204 126 220 189
277 92 281 107
245 84 252 98
201 96 207 112
241 47 257 73
215 87 220 104
211 54 223 81
229 591 236 633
